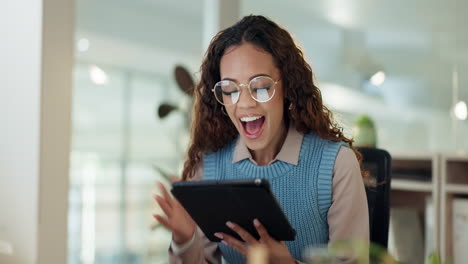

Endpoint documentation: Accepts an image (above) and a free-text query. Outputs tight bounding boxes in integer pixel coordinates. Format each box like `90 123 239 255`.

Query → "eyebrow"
222 73 271 82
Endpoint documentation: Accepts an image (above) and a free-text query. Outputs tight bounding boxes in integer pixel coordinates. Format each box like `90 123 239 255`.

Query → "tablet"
171 178 296 242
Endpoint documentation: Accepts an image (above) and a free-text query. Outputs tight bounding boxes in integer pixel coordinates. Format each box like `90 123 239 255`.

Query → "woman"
155 15 369 264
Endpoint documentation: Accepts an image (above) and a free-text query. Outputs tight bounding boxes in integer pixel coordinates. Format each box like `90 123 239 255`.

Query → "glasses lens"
249 77 276 102
214 80 240 105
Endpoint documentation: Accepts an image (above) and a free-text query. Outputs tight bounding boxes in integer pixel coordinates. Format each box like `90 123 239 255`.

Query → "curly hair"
182 15 364 180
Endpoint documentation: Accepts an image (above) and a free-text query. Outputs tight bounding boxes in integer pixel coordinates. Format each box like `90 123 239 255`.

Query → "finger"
226 221 258 245
219 233 248 256
253 219 273 243
158 182 173 206
155 195 173 218
153 214 171 229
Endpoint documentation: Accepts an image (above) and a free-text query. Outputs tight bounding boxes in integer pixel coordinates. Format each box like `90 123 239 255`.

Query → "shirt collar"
232 125 303 165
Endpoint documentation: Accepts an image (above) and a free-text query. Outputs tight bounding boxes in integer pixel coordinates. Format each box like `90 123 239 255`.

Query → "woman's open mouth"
240 116 265 139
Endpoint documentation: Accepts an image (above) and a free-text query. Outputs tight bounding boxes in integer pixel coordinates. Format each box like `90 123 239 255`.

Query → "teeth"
240 116 263 122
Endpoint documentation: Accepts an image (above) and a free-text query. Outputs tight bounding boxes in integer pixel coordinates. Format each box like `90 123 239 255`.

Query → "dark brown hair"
182 15 364 180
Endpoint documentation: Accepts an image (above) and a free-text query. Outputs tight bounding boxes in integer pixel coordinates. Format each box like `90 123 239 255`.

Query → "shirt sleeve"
170 230 196 255
169 227 221 264
328 146 369 263
168 159 222 264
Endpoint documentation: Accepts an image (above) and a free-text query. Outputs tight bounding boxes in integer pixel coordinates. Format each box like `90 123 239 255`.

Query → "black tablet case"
171 178 296 242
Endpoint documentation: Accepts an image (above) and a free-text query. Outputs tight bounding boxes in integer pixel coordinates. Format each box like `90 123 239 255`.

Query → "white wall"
0 0 74 263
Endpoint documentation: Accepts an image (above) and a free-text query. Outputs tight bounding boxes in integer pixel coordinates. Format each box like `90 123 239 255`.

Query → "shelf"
391 179 433 192
391 151 437 160
441 153 468 162
445 184 468 195
388 152 468 262
388 153 440 263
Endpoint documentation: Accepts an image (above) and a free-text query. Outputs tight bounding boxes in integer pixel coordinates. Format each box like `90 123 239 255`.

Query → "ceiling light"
454 101 467 120
370 71 386 86
326 0 355 27
88 65 108 85
77 38 90 52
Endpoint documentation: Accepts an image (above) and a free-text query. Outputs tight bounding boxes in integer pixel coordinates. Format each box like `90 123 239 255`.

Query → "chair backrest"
357 147 392 249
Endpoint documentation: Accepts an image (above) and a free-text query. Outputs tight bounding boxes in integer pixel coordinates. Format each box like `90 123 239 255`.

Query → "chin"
243 140 264 151
240 133 268 151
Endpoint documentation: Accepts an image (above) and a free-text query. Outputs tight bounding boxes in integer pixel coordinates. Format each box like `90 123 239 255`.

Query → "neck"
251 123 288 166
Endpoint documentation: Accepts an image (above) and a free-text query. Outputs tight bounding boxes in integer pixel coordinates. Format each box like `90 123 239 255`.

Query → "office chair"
357 147 392 249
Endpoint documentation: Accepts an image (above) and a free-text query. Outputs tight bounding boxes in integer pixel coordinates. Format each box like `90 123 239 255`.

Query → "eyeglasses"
212 76 279 106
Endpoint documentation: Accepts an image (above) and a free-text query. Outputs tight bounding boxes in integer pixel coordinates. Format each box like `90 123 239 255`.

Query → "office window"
242 0 468 152
69 64 191 264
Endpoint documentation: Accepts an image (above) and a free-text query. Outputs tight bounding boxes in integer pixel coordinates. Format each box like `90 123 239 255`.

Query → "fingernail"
254 219 260 227
226 221 234 228
214 233 223 239
221 240 228 245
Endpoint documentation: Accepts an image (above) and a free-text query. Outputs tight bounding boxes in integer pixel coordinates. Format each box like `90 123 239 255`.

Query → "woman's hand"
215 219 296 264
153 181 196 244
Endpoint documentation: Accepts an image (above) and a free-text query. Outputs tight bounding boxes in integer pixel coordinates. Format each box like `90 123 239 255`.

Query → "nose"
236 85 256 108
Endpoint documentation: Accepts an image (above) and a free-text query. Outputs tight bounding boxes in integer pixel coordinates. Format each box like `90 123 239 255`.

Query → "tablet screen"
171 178 296 242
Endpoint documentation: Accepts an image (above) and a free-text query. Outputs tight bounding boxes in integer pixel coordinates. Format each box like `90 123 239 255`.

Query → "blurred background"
7 0 467 263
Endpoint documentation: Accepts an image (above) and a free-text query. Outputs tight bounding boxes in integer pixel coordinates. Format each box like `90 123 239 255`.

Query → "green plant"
327 240 399 264
427 252 441 264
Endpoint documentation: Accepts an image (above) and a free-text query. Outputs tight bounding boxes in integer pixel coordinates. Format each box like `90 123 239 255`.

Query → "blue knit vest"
203 132 346 263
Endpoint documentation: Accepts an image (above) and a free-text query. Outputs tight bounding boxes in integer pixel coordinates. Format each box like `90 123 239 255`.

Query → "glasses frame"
211 76 279 106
